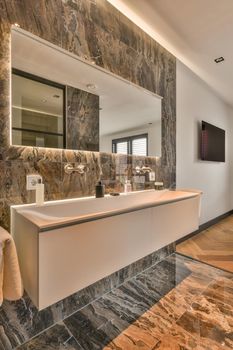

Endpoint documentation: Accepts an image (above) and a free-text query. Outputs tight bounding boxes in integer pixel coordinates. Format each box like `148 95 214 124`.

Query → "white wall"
177 60 233 225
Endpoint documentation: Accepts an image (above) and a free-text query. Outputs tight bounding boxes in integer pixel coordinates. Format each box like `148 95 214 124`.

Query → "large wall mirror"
11 27 162 157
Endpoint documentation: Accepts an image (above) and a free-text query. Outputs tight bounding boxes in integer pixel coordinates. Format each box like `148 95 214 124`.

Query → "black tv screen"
201 121 225 162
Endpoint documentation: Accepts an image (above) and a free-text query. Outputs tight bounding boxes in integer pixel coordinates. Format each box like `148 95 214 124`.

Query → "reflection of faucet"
135 166 152 174
64 163 88 175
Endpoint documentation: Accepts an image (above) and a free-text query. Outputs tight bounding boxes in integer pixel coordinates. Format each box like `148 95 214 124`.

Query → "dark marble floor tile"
151 243 176 266
0 325 13 350
100 287 149 324
0 293 57 348
110 243 176 289
17 323 83 350
0 275 113 348
130 254 191 304
0 245 174 349
2 253 230 350
64 272 165 349
64 300 130 350
63 253 194 350
100 259 219 349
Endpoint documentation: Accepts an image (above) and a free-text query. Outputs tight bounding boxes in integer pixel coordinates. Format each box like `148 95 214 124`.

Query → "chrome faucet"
64 163 88 175
135 165 152 175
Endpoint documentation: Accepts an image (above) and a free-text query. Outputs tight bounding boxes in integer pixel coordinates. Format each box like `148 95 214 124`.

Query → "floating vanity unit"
12 189 202 310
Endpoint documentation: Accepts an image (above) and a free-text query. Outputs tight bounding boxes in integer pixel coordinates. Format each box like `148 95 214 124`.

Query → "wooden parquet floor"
176 214 233 273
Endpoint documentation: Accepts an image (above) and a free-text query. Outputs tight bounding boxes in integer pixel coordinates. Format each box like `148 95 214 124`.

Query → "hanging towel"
0 227 23 305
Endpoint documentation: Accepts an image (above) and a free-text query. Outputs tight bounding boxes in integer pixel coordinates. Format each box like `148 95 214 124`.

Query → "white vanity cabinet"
12 189 201 310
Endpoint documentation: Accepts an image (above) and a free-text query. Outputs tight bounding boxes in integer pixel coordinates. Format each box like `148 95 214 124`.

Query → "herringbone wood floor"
176 214 233 272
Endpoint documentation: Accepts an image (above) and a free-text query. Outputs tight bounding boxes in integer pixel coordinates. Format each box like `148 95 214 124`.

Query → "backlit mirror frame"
10 26 163 157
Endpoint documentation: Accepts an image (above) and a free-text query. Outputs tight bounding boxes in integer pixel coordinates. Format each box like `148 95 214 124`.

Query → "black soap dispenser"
95 181 105 198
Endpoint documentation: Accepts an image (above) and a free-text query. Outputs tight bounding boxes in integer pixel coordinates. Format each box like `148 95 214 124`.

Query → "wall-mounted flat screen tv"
201 121 225 162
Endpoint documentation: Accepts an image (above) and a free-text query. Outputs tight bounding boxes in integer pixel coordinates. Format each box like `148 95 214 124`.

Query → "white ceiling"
108 0 233 108
12 27 161 136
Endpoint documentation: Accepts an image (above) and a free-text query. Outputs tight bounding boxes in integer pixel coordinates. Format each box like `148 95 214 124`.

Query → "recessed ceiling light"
86 83 97 90
214 57 224 63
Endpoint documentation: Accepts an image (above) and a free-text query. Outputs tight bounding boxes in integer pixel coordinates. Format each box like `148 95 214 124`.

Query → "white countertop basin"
12 189 202 232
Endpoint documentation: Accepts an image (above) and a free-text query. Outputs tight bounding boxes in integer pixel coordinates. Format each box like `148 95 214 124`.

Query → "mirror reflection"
12 71 65 148
11 27 162 157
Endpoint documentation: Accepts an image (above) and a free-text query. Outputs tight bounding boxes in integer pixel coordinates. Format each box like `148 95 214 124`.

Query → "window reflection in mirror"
12 70 65 149
112 134 148 156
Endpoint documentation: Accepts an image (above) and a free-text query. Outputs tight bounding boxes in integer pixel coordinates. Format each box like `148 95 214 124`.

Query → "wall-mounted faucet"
64 164 88 175
134 165 152 175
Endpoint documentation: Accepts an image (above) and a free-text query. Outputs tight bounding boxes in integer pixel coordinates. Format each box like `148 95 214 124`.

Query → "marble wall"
66 86 100 151
0 0 176 230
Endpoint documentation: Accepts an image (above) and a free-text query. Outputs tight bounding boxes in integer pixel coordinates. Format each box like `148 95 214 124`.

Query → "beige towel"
0 227 23 304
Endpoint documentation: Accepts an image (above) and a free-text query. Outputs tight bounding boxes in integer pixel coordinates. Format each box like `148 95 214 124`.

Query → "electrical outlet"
26 174 42 190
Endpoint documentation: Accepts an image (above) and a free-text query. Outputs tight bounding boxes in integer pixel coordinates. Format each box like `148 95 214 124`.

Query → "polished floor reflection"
18 254 233 350
177 215 233 273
